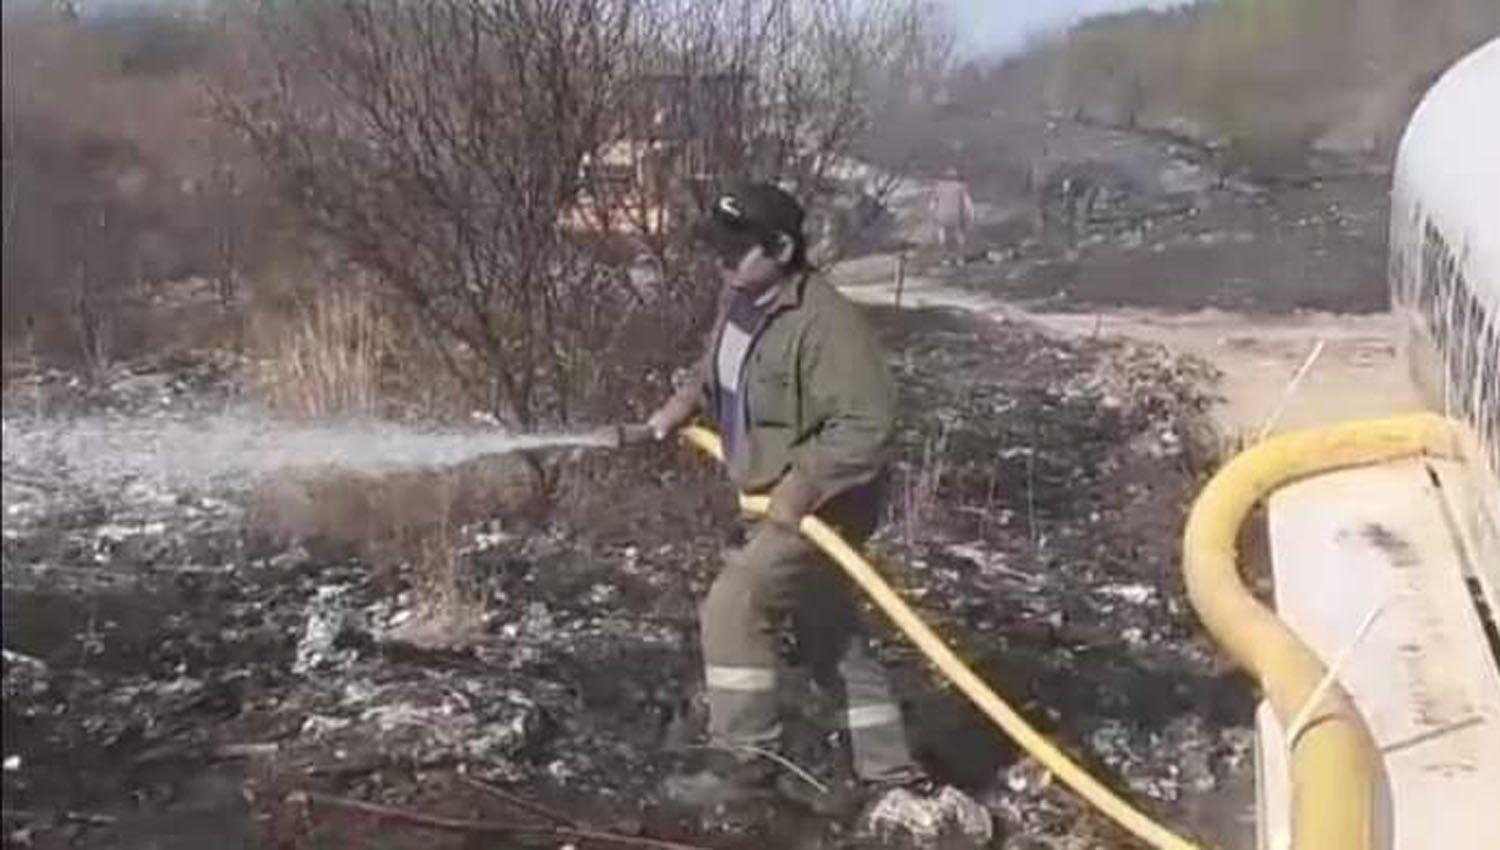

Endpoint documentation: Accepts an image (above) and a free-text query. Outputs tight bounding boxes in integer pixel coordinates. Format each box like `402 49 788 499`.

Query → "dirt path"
834 260 1423 441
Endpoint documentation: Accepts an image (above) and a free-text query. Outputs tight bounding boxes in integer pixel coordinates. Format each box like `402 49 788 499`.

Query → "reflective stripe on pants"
699 496 916 781
705 665 776 691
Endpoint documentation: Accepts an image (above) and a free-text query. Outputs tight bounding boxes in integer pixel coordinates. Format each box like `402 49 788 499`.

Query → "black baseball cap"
699 182 808 268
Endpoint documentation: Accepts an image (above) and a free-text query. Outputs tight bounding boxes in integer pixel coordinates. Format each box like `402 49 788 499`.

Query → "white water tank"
1389 35 1500 599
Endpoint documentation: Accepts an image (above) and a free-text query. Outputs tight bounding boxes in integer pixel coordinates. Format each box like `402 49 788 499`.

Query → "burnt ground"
958 173 1389 315
883 112 1391 316
2 305 1250 849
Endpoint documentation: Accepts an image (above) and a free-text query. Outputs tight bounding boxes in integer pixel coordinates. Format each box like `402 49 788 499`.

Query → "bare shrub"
1 6 275 369
223 0 949 433
2 10 145 370
222 0 639 430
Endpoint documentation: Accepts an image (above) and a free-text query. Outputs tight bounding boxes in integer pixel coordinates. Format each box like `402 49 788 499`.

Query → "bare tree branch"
224 0 947 429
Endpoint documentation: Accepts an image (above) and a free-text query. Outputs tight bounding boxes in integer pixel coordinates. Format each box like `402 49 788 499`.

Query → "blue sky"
942 0 1188 56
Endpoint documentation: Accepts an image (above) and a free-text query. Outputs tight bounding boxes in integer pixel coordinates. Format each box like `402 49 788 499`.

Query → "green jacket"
672 273 895 506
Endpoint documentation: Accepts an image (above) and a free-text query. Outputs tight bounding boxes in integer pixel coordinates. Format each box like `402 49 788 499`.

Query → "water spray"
1 416 660 503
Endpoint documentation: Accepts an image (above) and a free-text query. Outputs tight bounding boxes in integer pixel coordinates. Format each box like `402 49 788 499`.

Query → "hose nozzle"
609 423 657 447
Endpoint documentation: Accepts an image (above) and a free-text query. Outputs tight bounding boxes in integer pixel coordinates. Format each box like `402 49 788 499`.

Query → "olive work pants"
699 486 917 781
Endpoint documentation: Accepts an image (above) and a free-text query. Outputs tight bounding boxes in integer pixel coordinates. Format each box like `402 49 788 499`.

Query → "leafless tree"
226 0 950 436
2 6 267 369
226 0 638 431
580 0 951 270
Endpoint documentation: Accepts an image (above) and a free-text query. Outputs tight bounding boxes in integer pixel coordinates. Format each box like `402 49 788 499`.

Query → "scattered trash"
1098 583 1155 605
293 585 363 674
862 785 994 847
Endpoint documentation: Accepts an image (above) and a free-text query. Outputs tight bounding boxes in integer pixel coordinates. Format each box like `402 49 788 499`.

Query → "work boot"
661 750 778 809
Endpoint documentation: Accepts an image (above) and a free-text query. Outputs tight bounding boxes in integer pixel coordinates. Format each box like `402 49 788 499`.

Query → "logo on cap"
716 195 743 221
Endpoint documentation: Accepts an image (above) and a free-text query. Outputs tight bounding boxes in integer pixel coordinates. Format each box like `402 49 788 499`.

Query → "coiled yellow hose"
680 425 1201 850
1182 412 1457 850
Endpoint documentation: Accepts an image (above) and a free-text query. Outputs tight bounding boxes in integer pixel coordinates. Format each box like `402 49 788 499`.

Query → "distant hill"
1001 0 1497 171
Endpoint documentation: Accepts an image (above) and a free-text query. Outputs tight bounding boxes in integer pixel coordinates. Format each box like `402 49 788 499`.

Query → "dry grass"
247 270 488 422
396 525 487 648
898 423 950 551
251 278 391 418
386 485 488 649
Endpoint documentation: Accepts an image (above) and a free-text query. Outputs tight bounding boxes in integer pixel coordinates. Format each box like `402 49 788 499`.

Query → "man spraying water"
643 183 975 820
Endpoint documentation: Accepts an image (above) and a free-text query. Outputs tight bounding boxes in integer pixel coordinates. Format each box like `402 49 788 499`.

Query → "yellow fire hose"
679 425 1200 850
1181 412 1458 850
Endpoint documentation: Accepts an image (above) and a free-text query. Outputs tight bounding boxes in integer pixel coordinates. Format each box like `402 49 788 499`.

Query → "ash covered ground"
856 109 1392 319
2 303 1251 849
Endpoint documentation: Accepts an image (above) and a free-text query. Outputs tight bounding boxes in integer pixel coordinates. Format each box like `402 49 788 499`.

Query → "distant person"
852 184 883 233
929 168 974 265
844 182 891 254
